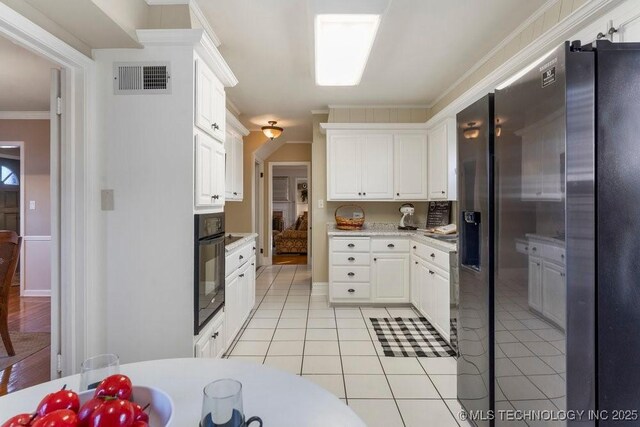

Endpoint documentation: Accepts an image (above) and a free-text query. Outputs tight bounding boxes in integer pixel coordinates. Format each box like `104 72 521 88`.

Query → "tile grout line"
300 264 312 377
333 305 348 405
263 265 296 366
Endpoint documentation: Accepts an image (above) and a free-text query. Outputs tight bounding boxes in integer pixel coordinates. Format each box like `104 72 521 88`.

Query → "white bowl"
79 385 174 426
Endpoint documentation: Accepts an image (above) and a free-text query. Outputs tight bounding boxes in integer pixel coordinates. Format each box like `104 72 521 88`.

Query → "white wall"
95 44 195 363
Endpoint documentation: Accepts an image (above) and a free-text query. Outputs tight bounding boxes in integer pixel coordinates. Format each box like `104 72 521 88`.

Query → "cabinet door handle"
348 243 355 248
561 254 565 259
441 191 445 194
239 273 245 277
430 253 435 258
212 332 219 339
373 258 377 261
233 192 238 195
358 192 362 196
363 192 367 196
347 272 355 277
413 246 417 249
415 261 418 265
239 255 244 260
429 270 435 275
397 192 400 196
212 123 219 130
532 247 537 252
348 257 355 261
561 272 565 277
387 243 395 248
253 247 256 251
348 288 355 293
251 263 255 266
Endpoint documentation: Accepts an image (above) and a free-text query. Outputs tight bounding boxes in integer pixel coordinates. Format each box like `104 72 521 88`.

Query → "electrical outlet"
318 199 324 209
101 189 114 211
29 201 36 210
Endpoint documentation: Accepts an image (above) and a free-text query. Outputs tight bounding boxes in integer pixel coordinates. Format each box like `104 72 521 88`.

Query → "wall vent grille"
114 62 171 95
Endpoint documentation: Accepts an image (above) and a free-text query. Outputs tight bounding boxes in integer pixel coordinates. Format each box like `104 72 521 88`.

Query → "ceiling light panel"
315 14 380 86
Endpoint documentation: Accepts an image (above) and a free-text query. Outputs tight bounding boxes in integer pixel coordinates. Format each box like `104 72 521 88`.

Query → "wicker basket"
335 205 365 230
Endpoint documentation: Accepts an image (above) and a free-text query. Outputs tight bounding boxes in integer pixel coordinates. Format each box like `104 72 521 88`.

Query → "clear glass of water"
79 353 120 391
201 379 262 427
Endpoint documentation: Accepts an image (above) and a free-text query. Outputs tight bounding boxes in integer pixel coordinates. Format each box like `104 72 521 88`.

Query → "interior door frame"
0 141 26 294
251 155 264 266
268 161 311 265
0 4 100 378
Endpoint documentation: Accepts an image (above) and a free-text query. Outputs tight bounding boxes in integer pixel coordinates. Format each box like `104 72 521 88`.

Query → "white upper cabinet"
225 112 249 202
394 133 428 200
427 120 456 200
361 134 394 200
519 110 564 201
195 57 226 143
328 134 363 200
195 130 225 209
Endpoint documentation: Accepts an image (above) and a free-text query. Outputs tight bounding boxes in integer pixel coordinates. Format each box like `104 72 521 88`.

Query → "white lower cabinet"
372 254 410 302
195 311 226 359
542 261 565 328
526 237 565 329
528 257 543 312
410 256 420 307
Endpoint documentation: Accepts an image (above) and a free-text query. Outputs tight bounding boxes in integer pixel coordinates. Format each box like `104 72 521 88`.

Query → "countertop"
327 223 457 252
0 359 365 427
225 232 258 252
525 233 565 246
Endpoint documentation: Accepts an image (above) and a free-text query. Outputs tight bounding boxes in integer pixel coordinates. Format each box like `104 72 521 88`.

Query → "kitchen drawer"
331 283 371 300
331 266 370 282
332 237 370 252
542 244 565 265
371 238 410 253
332 252 370 266
225 241 254 275
528 242 543 257
515 240 529 255
414 243 450 272
412 241 431 261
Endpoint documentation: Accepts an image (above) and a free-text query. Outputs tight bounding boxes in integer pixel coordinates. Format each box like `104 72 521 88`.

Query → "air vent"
113 62 171 95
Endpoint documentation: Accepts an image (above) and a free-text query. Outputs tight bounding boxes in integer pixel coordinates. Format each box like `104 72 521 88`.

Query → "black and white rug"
370 317 456 357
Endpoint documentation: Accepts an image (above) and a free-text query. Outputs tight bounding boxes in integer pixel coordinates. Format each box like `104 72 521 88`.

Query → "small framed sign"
426 201 452 228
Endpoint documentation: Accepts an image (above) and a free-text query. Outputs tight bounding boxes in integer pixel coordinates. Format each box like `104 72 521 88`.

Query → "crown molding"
189 0 221 47
327 104 430 109
226 110 250 136
286 140 312 144
311 109 329 115
319 122 428 134
136 29 238 87
0 111 49 120
426 0 619 128
145 0 189 4
226 98 241 116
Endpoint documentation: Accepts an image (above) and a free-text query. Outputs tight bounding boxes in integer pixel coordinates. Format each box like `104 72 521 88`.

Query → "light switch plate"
29 200 36 210
318 199 324 209
101 189 114 211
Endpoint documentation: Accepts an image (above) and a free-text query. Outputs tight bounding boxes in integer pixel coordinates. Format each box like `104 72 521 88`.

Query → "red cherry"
131 403 149 423
31 410 78 427
1 413 36 427
94 375 133 401
36 387 80 417
77 397 105 427
89 399 134 427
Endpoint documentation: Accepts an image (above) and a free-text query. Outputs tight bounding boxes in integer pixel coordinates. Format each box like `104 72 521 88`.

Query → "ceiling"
201 0 547 141
0 35 58 111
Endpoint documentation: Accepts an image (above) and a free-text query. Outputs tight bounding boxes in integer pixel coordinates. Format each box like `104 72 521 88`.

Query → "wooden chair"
0 231 21 356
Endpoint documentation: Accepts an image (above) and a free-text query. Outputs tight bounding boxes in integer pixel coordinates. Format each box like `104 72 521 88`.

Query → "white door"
195 333 212 358
418 261 434 322
521 131 542 199
542 262 565 328
224 132 234 199
211 319 226 358
195 132 214 207
212 143 226 207
428 123 449 199
361 134 394 200
233 136 243 200
395 134 428 200
238 263 250 325
248 256 256 311
528 257 543 312
328 135 361 199
410 256 420 307
433 271 450 340
195 59 216 138
225 274 240 348
211 82 226 142
373 254 409 302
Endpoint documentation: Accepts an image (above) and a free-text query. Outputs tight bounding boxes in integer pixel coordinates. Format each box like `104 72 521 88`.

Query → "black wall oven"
194 212 225 334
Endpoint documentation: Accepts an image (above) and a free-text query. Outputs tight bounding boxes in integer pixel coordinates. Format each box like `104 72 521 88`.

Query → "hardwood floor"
0 286 51 396
272 254 308 265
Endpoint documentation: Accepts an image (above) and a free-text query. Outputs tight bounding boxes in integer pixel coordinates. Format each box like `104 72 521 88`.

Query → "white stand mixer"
399 203 417 230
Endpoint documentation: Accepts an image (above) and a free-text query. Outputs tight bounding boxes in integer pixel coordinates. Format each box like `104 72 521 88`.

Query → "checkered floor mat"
370 317 456 357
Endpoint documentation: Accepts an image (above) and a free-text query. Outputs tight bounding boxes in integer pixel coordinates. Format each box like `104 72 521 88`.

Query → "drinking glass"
79 353 120 391
201 379 262 427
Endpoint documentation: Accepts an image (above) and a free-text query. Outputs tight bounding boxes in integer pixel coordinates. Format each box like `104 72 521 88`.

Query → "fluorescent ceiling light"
315 14 380 86
496 49 556 90
0 145 18 149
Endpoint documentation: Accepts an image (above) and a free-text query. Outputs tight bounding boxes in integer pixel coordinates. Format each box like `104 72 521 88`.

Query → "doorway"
269 162 310 265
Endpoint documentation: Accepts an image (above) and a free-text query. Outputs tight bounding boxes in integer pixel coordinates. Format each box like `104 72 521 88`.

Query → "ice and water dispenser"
461 211 481 270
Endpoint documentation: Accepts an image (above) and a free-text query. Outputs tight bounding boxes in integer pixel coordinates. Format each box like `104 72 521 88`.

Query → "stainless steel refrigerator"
458 40 640 426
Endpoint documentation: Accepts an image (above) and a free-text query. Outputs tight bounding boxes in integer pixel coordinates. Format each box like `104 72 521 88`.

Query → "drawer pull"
429 270 435 275
561 254 565 259
348 288 355 293
239 273 245 278
212 332 219 339
348 257 355 261
347 272 355 277
239 255 244 260
532 247 537 252
413 246 417 249
373 258 377 261
348 243 355 248
430 253 435 258
415 261 418 265
387 243 395 248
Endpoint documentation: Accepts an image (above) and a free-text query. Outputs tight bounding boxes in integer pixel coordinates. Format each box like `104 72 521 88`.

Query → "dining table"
0 358 366 426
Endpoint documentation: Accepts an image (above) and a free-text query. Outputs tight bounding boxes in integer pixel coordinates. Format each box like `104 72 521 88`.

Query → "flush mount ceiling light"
463 122 480 139
314 14 380 86
262 121 284 140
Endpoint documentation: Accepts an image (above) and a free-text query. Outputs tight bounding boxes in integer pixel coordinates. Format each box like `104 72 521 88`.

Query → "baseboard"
22 289 51 297
311 282 328 296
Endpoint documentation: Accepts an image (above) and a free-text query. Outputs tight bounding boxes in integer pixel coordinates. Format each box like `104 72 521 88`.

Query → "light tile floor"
224 264 465 427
